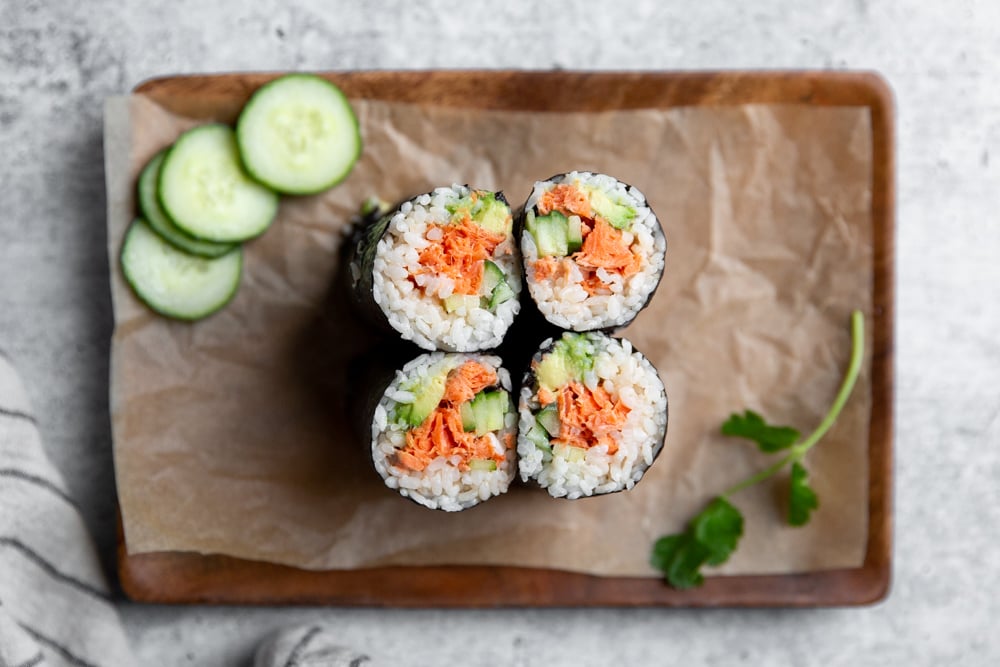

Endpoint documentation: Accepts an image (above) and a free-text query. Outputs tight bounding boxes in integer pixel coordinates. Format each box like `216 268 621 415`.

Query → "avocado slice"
473 194 512 235
399 369 448 426
587 187 636 230
535 333 597 391
447 191 512 235
536 351 573 392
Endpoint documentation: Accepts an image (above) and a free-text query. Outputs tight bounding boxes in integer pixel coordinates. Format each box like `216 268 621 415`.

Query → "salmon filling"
416 217 506 296
397 361 509 472
552 381 631 455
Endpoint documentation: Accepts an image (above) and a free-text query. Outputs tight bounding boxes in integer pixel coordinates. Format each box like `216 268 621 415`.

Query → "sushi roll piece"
521 172 666 331
518 332 668 499
350 185 521 351
370 352 517 511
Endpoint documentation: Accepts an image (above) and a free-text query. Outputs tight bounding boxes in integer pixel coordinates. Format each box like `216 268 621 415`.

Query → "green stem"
722 310 865 498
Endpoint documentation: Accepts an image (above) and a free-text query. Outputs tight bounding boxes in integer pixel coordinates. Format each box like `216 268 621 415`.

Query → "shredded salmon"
442 360 498 404
537 386 556 406
538 184 592 218
417 216 506 295
396 361 507 472
575 218 642 277
533 256 558 281
552 381 631 455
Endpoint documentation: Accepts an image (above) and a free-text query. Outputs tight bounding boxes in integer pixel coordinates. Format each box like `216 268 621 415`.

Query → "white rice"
522 172 666 330
372 352 517 511
371 185 522 351
517 333 668 499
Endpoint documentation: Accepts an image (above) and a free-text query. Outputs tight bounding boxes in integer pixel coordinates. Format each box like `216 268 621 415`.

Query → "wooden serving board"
118 70 894 607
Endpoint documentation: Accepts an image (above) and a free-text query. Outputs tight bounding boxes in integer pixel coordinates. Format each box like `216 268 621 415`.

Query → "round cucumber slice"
236 74 361 195
138 150 237 258
121 218 243 321
159 124 279 242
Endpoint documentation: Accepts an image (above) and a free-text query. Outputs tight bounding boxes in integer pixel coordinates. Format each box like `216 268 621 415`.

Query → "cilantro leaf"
721 410 800 452
650 497 744 589
788 462 819 526
692 497 744 565
650 534 709 589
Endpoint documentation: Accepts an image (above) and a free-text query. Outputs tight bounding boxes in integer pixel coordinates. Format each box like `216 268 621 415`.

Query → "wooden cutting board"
117 70 894 607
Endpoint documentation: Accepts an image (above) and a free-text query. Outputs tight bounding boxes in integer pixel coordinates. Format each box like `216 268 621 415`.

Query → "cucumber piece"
120 219 242 321
528 210 569 257
525 425 552 455
535 405 561 437
488 280 515 311
567 214 583 253
460 401 477 432
159 124 279 243
469 459 497 472
237 74 361 195
481 260 504 296
460 389 508 435
476 389 508 435
138 150 236 258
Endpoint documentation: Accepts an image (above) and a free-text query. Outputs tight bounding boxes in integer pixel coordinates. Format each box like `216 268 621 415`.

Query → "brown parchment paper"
106 94 873 576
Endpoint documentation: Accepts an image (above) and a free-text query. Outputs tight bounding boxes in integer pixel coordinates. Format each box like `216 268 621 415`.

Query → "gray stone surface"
1 0 997 664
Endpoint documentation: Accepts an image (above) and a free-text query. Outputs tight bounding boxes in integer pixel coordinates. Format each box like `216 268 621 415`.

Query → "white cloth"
0 351 373 666
0 352 134 667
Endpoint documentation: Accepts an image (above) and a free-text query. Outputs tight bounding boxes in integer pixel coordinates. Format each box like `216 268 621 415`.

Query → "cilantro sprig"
652 310 865 589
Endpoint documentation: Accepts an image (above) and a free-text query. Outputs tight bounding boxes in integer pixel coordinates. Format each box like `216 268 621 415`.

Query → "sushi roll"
521 172 666 331
370 352 517 511
518 332 668 499
350 185 521 351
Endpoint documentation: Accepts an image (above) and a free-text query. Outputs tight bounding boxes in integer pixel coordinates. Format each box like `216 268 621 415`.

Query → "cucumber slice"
481 260 504 295
567 214 583 253
237 74 361 195
159 124 279 242
488 280 515 311
535 405 561 437
460 389 508 435
138 150 236 258
460 401 477 432
525 425 552 456
473 390 508 435
529 210 569 257
469 459 497 472
120 219 242 321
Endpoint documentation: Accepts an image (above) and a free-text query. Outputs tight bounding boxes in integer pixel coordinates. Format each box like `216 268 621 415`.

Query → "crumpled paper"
106 94 873 576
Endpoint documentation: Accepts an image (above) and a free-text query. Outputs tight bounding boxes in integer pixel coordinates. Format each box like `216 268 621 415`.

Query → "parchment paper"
106 94 873 576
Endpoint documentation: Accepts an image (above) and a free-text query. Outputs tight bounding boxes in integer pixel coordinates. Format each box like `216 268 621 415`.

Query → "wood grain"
120 70 894 607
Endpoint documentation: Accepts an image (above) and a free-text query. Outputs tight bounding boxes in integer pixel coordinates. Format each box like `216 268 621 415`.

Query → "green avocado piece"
447 191 512 235
402 370 448 426
587 187 636 230
536 350 573 391
473 193 512 235
535 333 596 391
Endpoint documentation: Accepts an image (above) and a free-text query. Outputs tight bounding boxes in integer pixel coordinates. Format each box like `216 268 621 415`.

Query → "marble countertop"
2 0 997 664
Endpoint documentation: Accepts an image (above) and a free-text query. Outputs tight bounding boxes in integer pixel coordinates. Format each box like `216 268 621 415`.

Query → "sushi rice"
518 332 668 499
361 185 521 351
522 172 666 331
372 352 517 511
